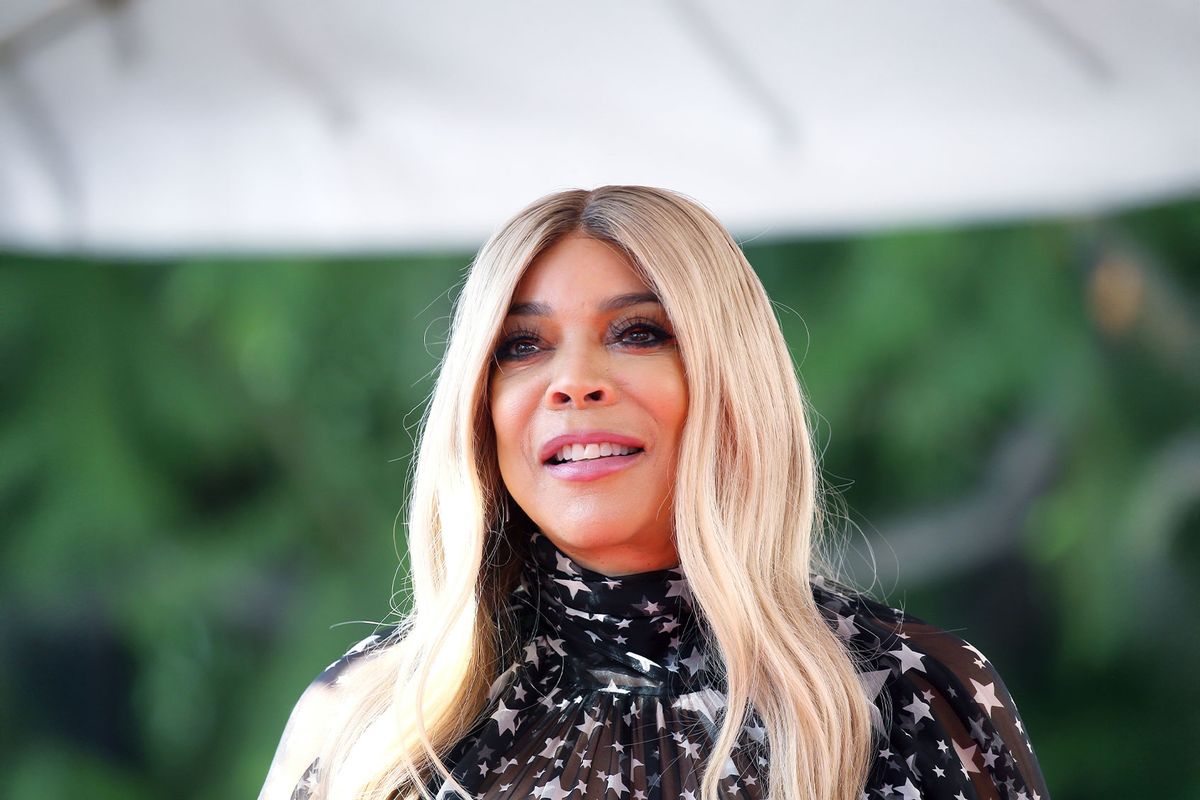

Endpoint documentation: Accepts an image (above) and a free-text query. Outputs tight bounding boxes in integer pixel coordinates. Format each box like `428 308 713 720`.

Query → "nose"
544 341 614 409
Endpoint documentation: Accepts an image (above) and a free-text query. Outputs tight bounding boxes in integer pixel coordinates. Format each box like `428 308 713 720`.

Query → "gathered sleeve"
817 582 1051 799
258 629 398 800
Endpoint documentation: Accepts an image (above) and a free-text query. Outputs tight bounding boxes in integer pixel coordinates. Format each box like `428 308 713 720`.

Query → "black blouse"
278 532 1049 799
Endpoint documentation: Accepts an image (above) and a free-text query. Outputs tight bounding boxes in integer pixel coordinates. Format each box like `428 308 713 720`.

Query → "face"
489 232 688 576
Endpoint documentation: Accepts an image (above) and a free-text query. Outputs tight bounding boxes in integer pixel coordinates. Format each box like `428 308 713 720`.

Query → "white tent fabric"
1 0 1198 253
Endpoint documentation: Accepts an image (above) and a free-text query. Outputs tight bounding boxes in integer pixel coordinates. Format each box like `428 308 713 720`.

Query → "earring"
500 493 511 526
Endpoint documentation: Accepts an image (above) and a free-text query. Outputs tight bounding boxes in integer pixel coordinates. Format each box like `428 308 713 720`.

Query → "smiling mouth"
546 442 645 465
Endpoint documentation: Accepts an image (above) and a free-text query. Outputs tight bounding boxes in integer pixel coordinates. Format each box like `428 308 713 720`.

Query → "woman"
260 186 1050 800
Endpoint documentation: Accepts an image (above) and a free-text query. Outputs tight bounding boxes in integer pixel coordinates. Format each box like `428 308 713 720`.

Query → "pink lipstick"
539 431 646 483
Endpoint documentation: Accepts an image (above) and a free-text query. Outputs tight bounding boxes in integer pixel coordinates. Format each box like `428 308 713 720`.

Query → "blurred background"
1 1 1198 799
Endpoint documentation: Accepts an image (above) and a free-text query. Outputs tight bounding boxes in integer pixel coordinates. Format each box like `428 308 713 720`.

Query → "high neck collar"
523 531 709 693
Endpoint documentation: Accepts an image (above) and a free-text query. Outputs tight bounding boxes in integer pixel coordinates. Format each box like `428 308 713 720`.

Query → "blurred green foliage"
1 199 1197 799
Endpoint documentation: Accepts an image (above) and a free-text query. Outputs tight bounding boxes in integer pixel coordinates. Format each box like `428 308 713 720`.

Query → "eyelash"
493 316 674 363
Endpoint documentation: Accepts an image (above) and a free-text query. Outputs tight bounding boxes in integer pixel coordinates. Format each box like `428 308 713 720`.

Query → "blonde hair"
313 186 874 800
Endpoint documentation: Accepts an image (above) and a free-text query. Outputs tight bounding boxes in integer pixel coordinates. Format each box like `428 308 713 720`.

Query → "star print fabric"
427 531 764 799
276 531 1049 799
817 576 1051 800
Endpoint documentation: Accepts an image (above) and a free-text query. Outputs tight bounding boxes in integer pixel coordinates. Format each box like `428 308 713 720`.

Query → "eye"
612 316 674 348
493 328 543 363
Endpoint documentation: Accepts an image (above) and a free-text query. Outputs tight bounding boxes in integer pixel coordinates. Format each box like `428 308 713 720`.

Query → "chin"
538 514 673 556
537 520 639 550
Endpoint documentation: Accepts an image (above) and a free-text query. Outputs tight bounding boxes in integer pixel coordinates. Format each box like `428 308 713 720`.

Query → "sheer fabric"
267 532 1049 799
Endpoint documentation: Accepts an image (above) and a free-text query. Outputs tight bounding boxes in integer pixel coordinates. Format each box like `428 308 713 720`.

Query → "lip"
545 450 644 482
538 431 646 464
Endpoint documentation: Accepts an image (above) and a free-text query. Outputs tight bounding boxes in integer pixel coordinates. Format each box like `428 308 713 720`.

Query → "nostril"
550 388 606 406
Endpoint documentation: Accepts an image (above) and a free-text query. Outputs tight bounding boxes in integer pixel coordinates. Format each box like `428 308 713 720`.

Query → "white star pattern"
679 648 705 675
887 641 928 674
554 578 590 599
575 713 601 738
971 678 1004 717
743 719 768 743
964 641 989 665
313 532 1046 800
491 700 521 736
674 687 727 724
534 779 571 800
954 740 981 775
627 652 661 672
904 694 934 724
555 552 580 576
856 668 891 735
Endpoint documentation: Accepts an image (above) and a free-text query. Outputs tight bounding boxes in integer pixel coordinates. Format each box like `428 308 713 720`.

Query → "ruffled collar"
521 531 710 693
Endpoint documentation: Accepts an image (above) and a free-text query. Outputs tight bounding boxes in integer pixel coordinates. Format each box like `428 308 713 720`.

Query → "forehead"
511 234 649 303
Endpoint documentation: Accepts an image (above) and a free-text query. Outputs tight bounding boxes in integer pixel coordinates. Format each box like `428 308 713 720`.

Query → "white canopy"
2 0 1198 253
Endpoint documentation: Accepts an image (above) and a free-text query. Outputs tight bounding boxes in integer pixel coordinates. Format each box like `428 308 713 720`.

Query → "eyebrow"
505 292 661 317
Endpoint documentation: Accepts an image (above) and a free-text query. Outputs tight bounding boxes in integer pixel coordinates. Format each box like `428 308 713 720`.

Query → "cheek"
489 377 536 465
630 360 689 446
629 372 687 511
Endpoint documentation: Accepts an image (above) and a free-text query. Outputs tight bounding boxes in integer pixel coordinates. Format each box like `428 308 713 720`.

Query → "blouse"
261 531 1050 799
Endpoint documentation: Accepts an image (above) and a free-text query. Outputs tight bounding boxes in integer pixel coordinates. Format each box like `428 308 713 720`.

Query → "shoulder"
812 576 1051 799
812 575 1007 689
258 627 402 800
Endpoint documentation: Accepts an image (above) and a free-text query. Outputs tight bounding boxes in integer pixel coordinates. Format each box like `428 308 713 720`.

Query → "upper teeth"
555 442 639 462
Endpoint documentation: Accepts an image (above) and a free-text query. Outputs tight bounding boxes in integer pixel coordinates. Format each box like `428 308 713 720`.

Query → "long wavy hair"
312 186 875 800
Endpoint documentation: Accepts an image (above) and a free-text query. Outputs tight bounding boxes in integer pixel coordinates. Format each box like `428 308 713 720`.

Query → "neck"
550 538 681 577
523 531 708 692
